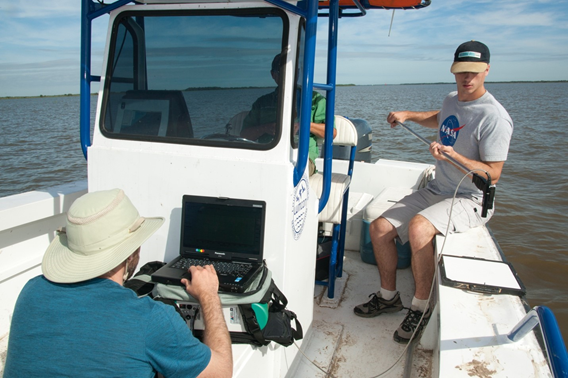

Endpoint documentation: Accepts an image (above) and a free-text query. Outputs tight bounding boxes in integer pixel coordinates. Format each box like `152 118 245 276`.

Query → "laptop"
151 195 266 293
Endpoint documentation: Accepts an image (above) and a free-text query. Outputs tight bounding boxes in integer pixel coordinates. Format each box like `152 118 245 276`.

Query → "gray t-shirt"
428 90 513 196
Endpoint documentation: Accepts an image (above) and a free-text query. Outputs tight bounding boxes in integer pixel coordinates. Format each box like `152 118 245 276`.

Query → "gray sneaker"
353 292 403 318
393 305 431 344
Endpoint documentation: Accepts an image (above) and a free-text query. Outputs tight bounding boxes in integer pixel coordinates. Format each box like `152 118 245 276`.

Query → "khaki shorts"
381 187 492 244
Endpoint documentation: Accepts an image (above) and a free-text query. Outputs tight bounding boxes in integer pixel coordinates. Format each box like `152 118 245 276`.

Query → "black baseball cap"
450 41 490 74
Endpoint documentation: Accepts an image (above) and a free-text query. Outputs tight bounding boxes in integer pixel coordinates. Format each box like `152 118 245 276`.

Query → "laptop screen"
180 195 266 261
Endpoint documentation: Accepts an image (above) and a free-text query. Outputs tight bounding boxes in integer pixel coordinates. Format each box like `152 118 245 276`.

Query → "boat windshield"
100 9 288 150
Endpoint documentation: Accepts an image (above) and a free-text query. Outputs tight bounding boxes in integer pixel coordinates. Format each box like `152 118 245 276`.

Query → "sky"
0 0 567 97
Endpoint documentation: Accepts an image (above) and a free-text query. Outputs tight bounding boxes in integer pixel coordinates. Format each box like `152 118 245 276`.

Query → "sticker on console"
292 177 309 240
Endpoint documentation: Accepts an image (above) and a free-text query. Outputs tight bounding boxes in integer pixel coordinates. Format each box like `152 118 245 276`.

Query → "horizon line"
1 80 566 100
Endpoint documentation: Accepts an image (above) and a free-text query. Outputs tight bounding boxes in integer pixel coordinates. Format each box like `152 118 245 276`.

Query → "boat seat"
311 115 358 299
311 115 358 219
309 173 350 224
225 110 249 136
114 90 193 138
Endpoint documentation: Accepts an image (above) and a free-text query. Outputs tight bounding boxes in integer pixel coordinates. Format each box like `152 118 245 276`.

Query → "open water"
1 82 567 342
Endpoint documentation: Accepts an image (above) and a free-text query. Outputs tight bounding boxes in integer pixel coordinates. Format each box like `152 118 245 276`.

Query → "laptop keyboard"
172 258 253 276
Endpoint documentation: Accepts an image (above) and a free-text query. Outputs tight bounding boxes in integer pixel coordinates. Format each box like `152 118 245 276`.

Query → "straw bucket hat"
42 188 164 283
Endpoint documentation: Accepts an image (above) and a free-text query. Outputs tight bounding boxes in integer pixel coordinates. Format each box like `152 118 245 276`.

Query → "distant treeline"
401 80 568 86
0 93 93 100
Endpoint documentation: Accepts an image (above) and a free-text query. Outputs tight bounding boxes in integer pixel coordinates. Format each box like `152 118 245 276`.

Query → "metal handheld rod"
396 121 495 217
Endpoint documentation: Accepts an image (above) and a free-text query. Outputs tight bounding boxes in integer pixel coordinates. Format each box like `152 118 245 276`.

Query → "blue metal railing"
508 306 568 377
80 0 133 160
265 0 320 188
273 0 340 213
315 0 339 213
265 0 308 17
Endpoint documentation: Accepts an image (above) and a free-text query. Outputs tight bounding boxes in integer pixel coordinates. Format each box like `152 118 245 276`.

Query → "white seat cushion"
310 172 351 224
333 115 358 146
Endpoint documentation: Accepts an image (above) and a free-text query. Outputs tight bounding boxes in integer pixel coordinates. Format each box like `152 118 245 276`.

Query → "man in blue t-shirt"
4 188 232 378
354 41 513 344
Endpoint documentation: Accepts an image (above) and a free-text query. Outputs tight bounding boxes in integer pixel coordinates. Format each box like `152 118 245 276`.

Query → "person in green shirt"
241 54 335 175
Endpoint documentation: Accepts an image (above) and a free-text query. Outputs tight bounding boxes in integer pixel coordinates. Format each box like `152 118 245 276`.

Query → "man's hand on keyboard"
181 265 220 301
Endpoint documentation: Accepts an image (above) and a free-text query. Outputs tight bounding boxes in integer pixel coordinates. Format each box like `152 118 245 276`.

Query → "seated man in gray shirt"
353 41 513 344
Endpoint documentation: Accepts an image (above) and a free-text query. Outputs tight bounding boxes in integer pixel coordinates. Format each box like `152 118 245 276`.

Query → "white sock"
379 288 397 301
411 297 429 312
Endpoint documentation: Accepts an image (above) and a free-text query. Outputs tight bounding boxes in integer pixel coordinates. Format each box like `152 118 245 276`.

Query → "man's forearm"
387 110 439 130
310 122 336 139
200 294 232 376
405 111 440 129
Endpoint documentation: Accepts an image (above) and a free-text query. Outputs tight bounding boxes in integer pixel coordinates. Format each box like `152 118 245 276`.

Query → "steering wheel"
201 133 256 143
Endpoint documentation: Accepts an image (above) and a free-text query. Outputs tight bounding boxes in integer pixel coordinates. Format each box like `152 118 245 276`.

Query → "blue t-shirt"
4 276 211 378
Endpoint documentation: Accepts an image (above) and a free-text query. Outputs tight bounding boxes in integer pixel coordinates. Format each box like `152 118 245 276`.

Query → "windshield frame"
99 7 290 151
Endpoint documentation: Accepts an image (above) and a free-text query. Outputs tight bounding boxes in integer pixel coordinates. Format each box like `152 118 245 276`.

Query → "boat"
1 0 567 376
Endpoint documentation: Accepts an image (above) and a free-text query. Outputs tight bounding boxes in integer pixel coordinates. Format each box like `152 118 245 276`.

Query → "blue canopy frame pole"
293 0 319 186
278 0 340 213
79 0 93 160
80 0 132 160
265 0 315 185
316 0 339 213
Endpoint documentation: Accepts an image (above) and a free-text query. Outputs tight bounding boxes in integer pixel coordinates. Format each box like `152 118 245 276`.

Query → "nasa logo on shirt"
439 115 465 147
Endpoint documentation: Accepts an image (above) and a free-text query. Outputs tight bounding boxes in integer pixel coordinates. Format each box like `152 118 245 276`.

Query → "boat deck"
289 226 553 378
293 249 422 377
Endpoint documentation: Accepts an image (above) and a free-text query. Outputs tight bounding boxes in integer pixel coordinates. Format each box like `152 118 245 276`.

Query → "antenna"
388 9 395 36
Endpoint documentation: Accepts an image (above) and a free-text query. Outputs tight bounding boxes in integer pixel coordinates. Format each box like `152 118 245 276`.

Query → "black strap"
238 280 304 347
259 279 288 311
288 310 303 341
239 304 268 346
